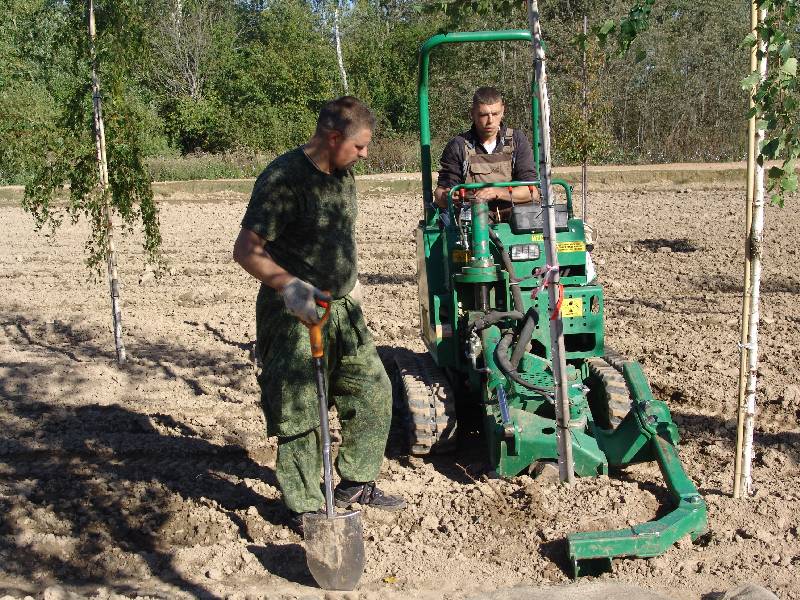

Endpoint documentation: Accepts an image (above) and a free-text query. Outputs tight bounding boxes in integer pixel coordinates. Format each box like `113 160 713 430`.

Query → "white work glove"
279 277 331 324
349 279 363 304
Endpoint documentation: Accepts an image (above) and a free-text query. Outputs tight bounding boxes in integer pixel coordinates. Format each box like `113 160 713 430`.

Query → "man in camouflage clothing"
233 97 405 528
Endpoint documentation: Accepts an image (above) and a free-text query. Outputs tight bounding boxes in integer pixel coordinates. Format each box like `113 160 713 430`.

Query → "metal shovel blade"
303 509 365 591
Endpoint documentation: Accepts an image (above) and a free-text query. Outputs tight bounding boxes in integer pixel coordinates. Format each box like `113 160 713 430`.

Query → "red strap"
550 284 564 321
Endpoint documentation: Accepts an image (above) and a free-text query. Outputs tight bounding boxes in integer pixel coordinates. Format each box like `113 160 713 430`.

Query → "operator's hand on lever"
473 187 504 201
433 186 451 208
280 277 332 325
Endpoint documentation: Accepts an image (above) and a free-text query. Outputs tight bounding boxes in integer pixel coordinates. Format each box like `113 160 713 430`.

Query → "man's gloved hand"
349 279 363 304
279 277 331 324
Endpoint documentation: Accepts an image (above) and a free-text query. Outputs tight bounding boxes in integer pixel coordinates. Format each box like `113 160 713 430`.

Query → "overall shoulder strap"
464 136 477 154
503 128 516 171
502 128 515 153
462 137 477 179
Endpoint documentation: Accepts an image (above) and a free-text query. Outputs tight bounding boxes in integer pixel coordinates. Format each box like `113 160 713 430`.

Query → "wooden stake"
89 0 126 364
739 4 768 497
528 0 574 484
734 0 759 499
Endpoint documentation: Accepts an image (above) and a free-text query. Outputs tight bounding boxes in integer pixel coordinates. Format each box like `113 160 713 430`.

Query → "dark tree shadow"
690 274 800 294
361 272 417 285
668 410 800 461
188 320 255 354
607 295 739 317
634 238 699 253
0 309 316 598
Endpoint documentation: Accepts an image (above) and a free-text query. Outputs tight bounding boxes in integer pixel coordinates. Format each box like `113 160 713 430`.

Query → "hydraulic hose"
488 229 524 313
494 331 554 399
486 229 539 371
510 308 539 370
470 310 524 333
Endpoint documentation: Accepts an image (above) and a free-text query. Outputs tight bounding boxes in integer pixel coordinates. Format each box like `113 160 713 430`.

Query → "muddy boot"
334 480 407 511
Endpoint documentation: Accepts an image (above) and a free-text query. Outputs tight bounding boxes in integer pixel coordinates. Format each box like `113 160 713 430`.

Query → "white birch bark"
528 0 574 484
739 4 768 496
334 5 348 94
89 0 127 364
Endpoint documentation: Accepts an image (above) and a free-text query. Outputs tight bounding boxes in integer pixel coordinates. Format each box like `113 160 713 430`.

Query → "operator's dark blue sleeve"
512 129 537 181
436 137 465 189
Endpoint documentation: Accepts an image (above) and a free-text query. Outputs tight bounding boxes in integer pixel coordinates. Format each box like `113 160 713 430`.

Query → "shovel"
301 299 366 591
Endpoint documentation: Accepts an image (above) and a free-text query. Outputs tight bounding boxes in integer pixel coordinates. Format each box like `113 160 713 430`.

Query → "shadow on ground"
0 309 309 598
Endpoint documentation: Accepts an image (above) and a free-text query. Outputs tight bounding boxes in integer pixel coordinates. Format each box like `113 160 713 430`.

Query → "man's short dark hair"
472 87 504 107
315 96 376 138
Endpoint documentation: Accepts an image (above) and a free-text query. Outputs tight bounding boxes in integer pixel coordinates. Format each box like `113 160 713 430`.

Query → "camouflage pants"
256 290 392 513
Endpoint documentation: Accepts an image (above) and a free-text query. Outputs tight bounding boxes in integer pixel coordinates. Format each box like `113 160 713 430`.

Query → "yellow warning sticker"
561 298 583 318
557 241 586 253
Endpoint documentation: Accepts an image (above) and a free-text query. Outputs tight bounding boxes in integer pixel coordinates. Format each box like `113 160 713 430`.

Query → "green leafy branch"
742 0 799 206
591 0 656 56
22 0 162 274
420 0 525 28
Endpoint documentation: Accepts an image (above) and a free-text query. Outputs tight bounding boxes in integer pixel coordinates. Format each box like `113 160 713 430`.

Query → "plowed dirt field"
1 180 799 599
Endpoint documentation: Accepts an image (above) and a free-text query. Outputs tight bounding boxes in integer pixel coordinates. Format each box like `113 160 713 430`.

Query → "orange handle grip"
305 296 331 359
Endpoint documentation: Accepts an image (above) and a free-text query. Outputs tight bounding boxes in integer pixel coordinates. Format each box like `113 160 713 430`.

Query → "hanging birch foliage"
22 0 162 274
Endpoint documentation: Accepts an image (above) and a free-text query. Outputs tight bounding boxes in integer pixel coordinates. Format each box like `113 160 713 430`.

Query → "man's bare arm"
232 227 294 291
435 184 540 208
434 186 451 208
474 185 539 203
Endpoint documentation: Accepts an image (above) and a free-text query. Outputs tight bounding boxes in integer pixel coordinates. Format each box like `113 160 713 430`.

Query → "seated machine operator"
434 86 541 220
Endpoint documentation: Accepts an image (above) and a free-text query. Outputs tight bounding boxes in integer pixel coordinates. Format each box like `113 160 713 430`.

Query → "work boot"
334 480 407 511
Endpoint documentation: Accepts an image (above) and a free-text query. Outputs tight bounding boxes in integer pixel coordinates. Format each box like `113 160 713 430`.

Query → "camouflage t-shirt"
241 147 358 300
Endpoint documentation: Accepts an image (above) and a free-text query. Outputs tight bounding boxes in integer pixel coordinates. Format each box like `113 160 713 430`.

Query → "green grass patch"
146 150 275 181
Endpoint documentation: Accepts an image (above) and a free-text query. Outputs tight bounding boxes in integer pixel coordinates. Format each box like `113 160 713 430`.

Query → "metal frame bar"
418 30 539 224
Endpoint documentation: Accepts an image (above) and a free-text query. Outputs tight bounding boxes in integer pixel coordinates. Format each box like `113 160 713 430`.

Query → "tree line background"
1 0 749 185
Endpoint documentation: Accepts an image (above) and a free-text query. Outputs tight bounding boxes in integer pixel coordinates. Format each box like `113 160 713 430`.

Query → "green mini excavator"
392 29 707 577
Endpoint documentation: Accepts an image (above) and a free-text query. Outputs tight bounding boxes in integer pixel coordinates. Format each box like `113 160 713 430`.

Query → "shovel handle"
301 295 335 518
304 297 331 358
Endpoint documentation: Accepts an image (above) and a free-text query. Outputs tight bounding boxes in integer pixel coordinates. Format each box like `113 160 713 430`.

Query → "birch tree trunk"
738 4 768 496
333 5 348 94
581 14 588 222
88 0 127 364
528 0 574 484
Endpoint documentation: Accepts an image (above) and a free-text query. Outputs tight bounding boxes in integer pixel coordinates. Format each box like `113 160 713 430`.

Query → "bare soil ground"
1 180 799 599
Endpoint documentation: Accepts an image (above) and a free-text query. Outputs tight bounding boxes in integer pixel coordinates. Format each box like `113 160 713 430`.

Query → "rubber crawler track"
587 350 633 429
393 353 457 455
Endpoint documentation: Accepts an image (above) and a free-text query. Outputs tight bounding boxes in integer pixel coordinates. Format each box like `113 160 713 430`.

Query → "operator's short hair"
315 96 376 138
472 86 504 107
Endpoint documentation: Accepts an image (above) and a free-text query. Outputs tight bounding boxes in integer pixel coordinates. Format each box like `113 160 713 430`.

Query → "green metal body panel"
487 408 608 477
415 29 706 577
